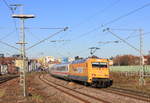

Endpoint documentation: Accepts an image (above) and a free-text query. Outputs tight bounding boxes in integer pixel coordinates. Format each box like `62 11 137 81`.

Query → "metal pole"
22 18 26 97
19 5 26 97
139 29 145 86
18 17 26 97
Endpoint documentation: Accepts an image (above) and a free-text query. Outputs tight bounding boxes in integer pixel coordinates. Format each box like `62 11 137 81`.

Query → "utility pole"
12 5 35 97
139 29 145 86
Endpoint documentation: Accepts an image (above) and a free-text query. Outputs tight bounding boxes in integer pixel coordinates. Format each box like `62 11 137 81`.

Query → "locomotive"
49 58 113 87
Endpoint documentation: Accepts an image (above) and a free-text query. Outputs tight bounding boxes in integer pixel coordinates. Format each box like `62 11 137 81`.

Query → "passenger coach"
49 63 69 79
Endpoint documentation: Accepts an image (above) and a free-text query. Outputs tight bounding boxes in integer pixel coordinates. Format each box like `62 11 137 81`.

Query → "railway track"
0 75 19 84
101 87 150 102
39 74 111 103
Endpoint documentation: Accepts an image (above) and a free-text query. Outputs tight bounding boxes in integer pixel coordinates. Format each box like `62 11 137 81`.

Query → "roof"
71 59 87 64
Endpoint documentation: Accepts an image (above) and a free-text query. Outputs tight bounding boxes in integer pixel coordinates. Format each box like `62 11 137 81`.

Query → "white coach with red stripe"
49 63 70 79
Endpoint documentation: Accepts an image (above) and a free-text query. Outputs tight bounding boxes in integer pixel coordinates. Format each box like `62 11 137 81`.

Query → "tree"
113 55 140 66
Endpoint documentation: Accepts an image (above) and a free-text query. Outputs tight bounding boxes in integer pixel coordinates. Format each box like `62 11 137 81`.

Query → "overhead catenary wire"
71 26 101 41
103 28 138 42
60 26 102 58
97 29 150 48
55 42 72 57
105 28 141 54
24 27 66 29
75 49 89 56
67 0 121 42
71 27 150 45
0 40 19 50
60 0 121 46
0 29 16 40
0 0 19 51
2 0 18 38
69 2 150 43
25 27 68 41
26 27 68 50
72 27 149 54
50 40 71 42
71 0 121 29
111 30 150 40
109 28 139 31
104 28 150 40
102 2 150 27
125 31 150 40
0 1 24 53
2 0 14 13
25 28 41 41
122 30 137 39
65 1 150 57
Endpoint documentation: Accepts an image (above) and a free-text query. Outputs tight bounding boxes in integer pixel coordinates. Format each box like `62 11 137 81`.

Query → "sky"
0 0 150 58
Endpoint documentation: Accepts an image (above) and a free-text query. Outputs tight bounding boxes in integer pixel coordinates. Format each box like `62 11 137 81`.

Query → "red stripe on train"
52 71 69 75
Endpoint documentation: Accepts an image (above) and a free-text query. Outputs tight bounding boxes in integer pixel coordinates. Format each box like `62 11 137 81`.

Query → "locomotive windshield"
92 62 107 68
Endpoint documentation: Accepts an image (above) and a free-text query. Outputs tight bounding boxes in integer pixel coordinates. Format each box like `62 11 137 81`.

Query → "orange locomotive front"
68 58 113 87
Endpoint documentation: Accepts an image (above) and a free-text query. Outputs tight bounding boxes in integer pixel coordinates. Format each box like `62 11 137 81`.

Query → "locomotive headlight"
92 74 96 76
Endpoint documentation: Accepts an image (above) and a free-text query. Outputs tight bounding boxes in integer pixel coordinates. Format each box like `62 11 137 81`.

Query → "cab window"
92 62 107 68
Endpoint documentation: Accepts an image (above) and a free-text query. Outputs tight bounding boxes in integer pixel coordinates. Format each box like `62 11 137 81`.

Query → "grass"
26 71 65 103
0 89 5 97
30 93 44 103
110 72 150 93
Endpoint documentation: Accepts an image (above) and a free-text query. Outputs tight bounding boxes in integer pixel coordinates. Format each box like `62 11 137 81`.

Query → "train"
49 57 113 88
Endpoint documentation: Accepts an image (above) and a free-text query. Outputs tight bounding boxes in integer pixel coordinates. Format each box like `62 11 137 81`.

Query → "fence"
110 65 150 77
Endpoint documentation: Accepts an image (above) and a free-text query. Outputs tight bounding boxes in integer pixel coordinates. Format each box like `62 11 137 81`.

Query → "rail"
101 87 150 102
39 74 111 103
0 75 19 84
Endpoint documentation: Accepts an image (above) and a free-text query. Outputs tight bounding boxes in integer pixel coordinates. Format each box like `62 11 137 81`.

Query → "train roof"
71 59 87 64
53 63 70 67
71 58 108 64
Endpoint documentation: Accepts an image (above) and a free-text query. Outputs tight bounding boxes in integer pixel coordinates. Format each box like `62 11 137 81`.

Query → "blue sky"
0 0 150 58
